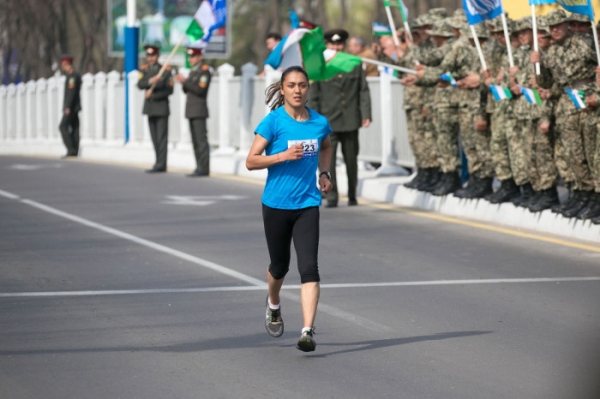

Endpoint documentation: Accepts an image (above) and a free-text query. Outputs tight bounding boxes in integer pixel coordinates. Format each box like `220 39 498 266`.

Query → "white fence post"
81 73 95 142
215 63 236 154
16 83 26 141
375 67 408 176
94 72 107 141
0 85 7 141
25 81 36 140
35 79 48 140
7 84 16 140
177 68 191 147
106 71 121 143
47 77 59 141
239 62 258 155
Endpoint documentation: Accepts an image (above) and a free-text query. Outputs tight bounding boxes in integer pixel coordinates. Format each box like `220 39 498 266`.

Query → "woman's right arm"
245 134 303 171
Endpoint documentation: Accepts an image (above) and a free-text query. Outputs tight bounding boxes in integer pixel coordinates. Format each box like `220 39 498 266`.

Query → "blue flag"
462 0 504 25
529 0 595 20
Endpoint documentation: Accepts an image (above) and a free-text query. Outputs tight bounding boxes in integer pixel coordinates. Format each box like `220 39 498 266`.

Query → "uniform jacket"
63 70 82 113
308 64 372 132
183 62 212 119
137 63 174 117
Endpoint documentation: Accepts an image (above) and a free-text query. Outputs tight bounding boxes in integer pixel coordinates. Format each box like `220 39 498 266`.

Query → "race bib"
288 139 318 158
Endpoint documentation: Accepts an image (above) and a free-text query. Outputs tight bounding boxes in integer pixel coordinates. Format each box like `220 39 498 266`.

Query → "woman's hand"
319 174 333 194
284 143 304 161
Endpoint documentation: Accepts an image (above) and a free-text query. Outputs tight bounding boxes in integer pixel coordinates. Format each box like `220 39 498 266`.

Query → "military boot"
552 190 576 213
404 168 424 189
529 187 559 213
418 167 442 192
577 192 600 220
465 177 494 199
433 172 463 196
562 190 592 218
512 183 534 208
487 178 519 204
454 176 476 198
591 213 600 224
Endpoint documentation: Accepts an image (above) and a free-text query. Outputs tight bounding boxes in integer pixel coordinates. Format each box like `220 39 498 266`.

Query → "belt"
566 78 594 90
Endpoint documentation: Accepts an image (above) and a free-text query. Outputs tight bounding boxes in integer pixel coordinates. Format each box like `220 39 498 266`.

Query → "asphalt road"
1 155 599 399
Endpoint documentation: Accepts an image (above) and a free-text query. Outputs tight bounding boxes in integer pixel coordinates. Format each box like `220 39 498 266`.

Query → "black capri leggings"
262 204 320 284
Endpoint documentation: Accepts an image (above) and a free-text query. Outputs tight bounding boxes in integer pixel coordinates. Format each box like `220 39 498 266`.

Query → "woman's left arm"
318 136 333 193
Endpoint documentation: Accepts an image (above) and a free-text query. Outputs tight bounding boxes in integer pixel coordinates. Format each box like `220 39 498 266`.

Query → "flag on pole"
395 0 409 22
264 27 327 80
372 22 393 36
529 0 595 19
566 89 586 109
322 50 363 80
440 72 457 87
520 86 543 105
490 85 513 101
186 0 227 45
528 0 555 4
462 0 504 25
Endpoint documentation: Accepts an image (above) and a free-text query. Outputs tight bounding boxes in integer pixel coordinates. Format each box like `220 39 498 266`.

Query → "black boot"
529 188 559 213
552 190 576 213
466 177 494 199
487 178 520 204
454 176 476 198
433 172 462 196
577 192 600 220
591 213 600 224
562 191 592 218
404 168 424 189
513 183 534 208
419 168 442 192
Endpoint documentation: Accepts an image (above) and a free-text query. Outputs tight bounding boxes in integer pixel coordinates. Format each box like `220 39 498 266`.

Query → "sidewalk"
1 140 599 244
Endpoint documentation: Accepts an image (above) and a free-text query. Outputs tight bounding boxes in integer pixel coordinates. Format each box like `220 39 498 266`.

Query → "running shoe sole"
296 334 316 352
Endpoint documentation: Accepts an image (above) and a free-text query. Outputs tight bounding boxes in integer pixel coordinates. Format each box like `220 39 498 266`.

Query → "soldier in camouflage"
532 9 596 218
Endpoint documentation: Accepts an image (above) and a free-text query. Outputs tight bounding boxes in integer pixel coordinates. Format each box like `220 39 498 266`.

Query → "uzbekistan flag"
321 49 363 80
373 22 393 36
520 87 543 105
490 85 513 101
186 0 227 45
566 89 586 109
264 27 327 81
440 72 457 87
462 0 504 25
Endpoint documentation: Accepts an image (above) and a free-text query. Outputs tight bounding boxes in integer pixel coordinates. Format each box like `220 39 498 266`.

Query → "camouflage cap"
449 14 467 30
412 14 432 28
514 17 533 33
537 16 551 36
546 9 569 26
461 23 489 40
568 13 589 23
487 15 513 34
429 8 448 22
453 8 466 18
426 18 454 38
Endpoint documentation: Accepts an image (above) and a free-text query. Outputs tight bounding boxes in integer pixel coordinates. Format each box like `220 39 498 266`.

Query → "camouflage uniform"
537 10 596 216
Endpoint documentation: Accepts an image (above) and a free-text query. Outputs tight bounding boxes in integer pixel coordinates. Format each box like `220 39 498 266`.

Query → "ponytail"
264 66 310 112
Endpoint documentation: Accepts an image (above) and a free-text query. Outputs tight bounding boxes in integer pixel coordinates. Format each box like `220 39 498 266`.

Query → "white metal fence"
0 63 414 170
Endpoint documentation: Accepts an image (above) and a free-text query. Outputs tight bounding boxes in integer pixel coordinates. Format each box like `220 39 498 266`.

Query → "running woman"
246 66 333 352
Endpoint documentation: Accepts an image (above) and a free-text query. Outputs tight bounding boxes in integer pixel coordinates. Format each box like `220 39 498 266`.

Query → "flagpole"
591 20 600 66
531 5 540 75
470 25 488 71
361 58 416 74
148 33 187 94
383 1 401 47
501 13 514 67
395 0 413 43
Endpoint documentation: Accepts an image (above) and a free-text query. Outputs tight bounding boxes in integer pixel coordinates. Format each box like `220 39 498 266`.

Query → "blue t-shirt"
255 106 332 210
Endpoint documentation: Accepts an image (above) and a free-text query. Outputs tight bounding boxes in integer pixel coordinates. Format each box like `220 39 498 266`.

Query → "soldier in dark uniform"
137 43 174 173
308 29 372 207
175 42 212 177
59 55 81 158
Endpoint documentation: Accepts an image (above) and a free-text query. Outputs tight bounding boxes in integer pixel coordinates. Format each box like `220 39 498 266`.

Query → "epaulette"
202 64 210 71
140 64 148 70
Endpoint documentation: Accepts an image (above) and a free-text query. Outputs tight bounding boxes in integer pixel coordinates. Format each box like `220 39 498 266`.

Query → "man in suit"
175 42 212 177
137 43 174 173
308 29 372 207
59 55 81 158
